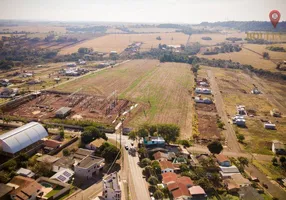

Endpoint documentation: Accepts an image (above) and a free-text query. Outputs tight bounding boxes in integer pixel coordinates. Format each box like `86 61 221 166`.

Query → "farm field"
243 44 286 61
129 28 178 33
59 32 246 54
0 25 67 33
199 48 277 71
55 60 194 139
209 66 286 154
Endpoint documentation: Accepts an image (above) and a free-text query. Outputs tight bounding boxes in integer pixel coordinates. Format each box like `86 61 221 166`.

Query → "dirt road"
207 70 241 152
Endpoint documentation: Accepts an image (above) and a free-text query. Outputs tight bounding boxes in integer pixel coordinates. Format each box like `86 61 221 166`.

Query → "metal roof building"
0 122 48 154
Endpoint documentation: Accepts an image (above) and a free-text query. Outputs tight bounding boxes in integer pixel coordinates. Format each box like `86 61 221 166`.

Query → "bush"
63 149 70 156
148 176 159 185
178 140 192 147
141 158 152 167
237 134 245 143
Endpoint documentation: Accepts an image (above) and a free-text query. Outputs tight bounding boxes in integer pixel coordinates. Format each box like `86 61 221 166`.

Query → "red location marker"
269 10 281 28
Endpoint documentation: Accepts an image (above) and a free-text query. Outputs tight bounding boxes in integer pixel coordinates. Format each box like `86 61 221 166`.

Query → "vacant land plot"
129 28 178 33
197 113 221 140
55 60 194 138
60 32 245 54
0 25 66 33
199 48 277 71
243 44 286 61
209 66 286 154
5 91 131 124
55 60 159 95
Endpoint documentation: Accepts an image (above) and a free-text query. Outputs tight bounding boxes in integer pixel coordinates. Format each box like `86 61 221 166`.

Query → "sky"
0 0 285 24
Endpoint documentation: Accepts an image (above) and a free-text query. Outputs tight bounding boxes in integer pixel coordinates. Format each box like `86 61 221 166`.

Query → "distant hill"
199 21 286 32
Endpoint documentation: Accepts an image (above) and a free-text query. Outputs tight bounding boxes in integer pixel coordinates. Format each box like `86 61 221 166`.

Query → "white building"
74 156 105 179
195 88 212 94
0 122 48 154
102 172 121 200
272 140 285 154
51 168 74 183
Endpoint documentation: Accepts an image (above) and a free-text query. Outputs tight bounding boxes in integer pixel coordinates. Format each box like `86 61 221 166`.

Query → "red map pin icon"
269 10 281 28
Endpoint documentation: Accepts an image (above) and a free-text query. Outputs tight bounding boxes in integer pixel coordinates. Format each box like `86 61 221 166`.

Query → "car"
131 142 134 146
124 145 129 150
262 183 268 189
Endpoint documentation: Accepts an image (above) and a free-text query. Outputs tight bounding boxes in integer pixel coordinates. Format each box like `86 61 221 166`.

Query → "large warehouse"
0 122 48 154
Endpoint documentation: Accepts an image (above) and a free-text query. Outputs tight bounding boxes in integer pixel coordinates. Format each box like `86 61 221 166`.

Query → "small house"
219 166 240 178
66 62 77 67
16 168 35 178
110 51 118 56
55 107 72 119
85 138 106 150
188 186 207 200
50 168 74 183
0 79 10 87
195 88 212 94
0 87 17 98
215 154 231 167
264 123 276 130
74 156 105 179
43 139 62 151
237 105 247 115
153 151 169 161
143 136 165 147
159 161 175 173
272 140 285 155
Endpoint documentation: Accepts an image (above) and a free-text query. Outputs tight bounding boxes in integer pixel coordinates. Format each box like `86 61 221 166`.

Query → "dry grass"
55 60 194 139
0 26 66 33
59 32 246 54
129 28 177 33
243 44 286 60
199 48 277 71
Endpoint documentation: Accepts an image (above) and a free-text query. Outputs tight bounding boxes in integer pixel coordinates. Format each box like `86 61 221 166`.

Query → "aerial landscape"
0 0 286 200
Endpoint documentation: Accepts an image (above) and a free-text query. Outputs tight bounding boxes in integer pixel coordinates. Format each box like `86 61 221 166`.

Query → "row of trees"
128 123 180 144
203 43 241 55
266 46 286 52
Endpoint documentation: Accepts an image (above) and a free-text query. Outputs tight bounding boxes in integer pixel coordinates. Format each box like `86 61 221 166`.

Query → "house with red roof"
159 161 175 173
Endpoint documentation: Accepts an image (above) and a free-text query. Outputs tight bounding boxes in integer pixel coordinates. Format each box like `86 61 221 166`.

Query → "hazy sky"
0 0 285 23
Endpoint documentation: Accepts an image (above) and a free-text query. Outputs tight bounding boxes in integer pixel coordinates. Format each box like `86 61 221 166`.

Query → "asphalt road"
107 133 150 200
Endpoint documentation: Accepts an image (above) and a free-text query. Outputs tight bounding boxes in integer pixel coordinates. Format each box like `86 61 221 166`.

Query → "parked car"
125 145 129 150
262 183 268 189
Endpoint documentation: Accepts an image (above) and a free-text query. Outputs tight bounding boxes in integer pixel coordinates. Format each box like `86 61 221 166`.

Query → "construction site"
3 90 132 123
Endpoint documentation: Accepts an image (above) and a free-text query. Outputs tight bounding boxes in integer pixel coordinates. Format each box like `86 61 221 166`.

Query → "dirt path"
207 69 241 153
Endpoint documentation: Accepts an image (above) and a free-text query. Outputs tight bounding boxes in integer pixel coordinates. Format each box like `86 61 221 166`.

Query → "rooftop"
159 161 174 170
215 154 230 163
172 183 190 199
51 169 74 183
77 156 104 168
54 156 75 168
231 174 251 186
55 107 71 115
43 139 62 149
189 186 206 195
153 151 168 160
37 155 59 164
16 168 35 178
74 148 94 160
273 140 285 149
89 138 106 148
0 183 13 197
162 172 177 184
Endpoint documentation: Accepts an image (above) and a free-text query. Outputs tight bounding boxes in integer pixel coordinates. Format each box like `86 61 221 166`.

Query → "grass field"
55 60 194 139
199 48 277 71
244 44 286 61
209 67 286 154
129 28 178 33
59 32 246 54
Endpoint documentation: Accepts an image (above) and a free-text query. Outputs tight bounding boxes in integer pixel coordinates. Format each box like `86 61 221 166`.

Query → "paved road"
207 70 241 152
107 134 150 200
246 164 286 200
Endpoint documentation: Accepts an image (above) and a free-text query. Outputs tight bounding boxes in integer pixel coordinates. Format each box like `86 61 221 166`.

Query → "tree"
143 166 153 179
272 157 278 166
262 52 270 59
238 157 249 167
151 161 161 175
148 185 157 193
101 144 120 163
81 126 107 144
128 131 137 141
141 158 152 167
157 124 180 143
180 163 189 172
237 134 245 143
59 127 65 139
138 147 148 159
279 156 286 164
154 190 164 200
137 128 149 138
0 170 10 183
148 176 159 185
63 149 70 156
207 140 223 155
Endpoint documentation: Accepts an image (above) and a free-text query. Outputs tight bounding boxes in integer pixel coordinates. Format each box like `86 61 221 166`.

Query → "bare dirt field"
197 113 221 140
195 103 217 113
5 91 131 124
55 60 194 139
0 26 66 33
59 32 246 54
